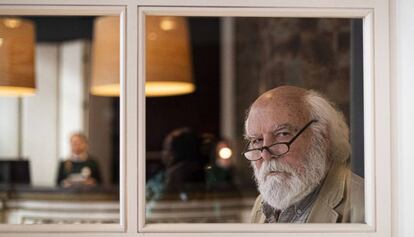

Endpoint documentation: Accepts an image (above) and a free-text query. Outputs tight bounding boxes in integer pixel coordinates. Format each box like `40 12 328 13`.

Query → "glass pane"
0 16 120 224
145 16 364 223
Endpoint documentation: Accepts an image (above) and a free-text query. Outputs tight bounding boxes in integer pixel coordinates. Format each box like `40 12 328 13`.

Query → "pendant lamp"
0 18 36 96
145 16 194 97
90 16 194 97
90 16 120 96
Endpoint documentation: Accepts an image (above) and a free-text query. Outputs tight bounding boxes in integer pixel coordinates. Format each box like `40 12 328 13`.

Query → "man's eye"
276 132 291 137
252 139 262 144
249 139 263 148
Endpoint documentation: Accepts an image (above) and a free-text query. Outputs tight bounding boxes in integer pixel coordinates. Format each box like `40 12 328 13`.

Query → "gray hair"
305 90 350 163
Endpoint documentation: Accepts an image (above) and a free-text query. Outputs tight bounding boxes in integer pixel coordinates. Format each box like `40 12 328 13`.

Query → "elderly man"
245 86 364 223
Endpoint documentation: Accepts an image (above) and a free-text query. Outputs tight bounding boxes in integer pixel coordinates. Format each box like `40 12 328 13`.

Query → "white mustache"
252 133 330 210
256 160 298 183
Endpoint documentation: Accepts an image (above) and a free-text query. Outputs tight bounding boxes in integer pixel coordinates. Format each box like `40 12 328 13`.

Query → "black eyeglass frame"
242 119 318 161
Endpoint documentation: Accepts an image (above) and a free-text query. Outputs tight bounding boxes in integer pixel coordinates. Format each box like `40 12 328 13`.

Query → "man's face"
70 135 88 156
246 93 311 174
245 88 328 210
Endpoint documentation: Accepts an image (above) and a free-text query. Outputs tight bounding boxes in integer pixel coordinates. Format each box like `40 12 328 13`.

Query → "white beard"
252 136 329 210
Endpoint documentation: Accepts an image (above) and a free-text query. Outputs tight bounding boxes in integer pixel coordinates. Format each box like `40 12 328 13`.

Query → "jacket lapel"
306 161 348 223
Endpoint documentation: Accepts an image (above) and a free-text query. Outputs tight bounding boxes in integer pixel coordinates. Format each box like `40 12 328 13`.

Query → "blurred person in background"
56 132 102 188
146 127 206 201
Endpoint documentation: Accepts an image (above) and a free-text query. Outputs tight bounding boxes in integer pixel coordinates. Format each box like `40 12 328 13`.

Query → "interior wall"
0 98 19 159
58 40 86 159
22 44 59 187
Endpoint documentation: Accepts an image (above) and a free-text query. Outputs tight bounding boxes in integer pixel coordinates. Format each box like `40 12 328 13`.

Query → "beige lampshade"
90 16 120 96
146 16 194 97
90 16 194 97
0 18 36 96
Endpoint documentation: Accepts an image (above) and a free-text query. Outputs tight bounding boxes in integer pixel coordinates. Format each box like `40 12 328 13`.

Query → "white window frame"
0 0 392 237
138 5 388 237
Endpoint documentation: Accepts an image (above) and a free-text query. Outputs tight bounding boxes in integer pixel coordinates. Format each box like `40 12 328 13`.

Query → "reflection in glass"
0 16 120 224
146 16 195 97
90 16 120 96
146 16 364 223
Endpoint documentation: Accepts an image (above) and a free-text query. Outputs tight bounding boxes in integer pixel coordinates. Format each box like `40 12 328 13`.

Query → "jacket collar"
306 161 348 222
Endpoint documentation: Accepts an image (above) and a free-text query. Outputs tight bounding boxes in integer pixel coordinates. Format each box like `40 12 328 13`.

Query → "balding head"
251 85 307 107
246 86 310 137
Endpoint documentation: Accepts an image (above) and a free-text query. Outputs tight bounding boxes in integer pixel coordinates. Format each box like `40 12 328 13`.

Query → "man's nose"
260 137 274 161
260 133 274 160
260 147 274 161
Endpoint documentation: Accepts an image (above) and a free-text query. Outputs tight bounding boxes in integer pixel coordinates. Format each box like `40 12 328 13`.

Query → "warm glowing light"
93 81 196 97
159 18 176 31
146 82 195 97
3 18 22 29
218 147 232 160
0 18 35 97
90 84 120 97
90 16 120 97
146 16 194 97
0 86 36 96
91 16 194 97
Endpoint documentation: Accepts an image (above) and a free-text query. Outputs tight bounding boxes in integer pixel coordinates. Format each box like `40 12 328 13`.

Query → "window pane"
0 16 120 224
145 16 364 224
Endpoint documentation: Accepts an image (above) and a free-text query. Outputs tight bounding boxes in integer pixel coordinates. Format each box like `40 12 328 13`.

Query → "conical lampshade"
90 16 120 96
90 16 194 97
145 16 194 97
0 18 36 96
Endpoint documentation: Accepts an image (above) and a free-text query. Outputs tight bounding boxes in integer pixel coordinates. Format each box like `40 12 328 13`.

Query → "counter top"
0 185 119 201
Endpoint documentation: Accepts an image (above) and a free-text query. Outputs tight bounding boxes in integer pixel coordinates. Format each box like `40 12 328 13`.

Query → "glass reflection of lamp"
90 16 120 96
90 16 195 97
216 140 233 169
0 18 36 96
146 16 194 97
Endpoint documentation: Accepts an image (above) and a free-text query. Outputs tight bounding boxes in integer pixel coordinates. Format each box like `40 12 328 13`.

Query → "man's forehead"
248 99 308 122
245 122 296 138
246 87 310 135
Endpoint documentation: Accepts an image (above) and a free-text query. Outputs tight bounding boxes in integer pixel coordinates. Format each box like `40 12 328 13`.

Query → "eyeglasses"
242 120 318 161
